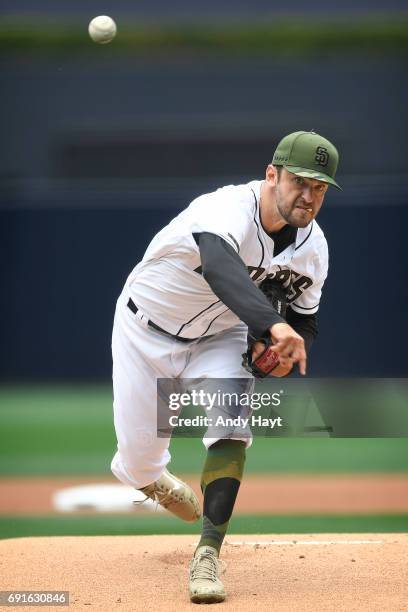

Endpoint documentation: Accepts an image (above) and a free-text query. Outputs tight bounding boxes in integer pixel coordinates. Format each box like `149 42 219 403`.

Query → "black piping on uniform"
199 308 230 337
177 298 221 336
295 222 314 251
292 302 319 311
250 188 265 270
227 233 240 252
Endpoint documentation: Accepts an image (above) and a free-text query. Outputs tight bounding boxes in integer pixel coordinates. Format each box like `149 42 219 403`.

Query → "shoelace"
134 484 180 511
190 553 223 582
146 488 175 508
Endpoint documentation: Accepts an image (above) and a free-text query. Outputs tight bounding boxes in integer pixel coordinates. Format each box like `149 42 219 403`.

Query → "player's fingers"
270 342 285 356
298 354 307 375
275 344 294 368
290 345 307 375
279 355 294 369
270 346 293 361
271 339 298 358
270 337 294 352
274 340 306 373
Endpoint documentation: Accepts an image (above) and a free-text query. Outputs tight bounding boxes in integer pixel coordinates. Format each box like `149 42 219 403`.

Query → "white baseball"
88 15 117 44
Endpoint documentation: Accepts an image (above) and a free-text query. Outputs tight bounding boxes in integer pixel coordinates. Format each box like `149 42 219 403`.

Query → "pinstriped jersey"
126 180 328 339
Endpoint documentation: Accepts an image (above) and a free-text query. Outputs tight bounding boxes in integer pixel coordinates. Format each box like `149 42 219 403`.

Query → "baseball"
88 15 117 44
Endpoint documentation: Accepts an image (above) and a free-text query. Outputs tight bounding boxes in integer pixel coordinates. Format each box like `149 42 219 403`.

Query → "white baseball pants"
111 290 253 489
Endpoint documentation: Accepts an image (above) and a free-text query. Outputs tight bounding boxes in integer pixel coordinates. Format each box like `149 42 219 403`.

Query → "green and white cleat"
189 545 226 604
139 469 201 523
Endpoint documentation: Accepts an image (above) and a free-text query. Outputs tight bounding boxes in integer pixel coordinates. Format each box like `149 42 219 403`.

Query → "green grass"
0 19 407 54
245 438 408 473
0 385 116 475
0 514 406 540
1 385 408 476
1 385 406 541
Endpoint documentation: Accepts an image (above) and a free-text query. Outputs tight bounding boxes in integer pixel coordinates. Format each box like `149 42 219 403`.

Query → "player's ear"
265 164 279 186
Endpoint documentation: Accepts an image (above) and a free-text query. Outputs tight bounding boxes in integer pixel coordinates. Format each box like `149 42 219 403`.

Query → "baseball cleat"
189 545 226 604
139 469 201 522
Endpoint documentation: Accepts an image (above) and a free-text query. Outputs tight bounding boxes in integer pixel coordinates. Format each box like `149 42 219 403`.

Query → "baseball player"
111 131 340 603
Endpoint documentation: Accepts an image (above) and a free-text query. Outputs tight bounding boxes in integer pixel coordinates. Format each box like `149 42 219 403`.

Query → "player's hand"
268 322 307 375
251 341 293 377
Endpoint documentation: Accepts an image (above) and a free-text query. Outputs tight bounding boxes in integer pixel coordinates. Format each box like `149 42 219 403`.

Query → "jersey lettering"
286 272 313 303
247 266 265 282
195 264 313 304
266 269 292 286
265 269 313 304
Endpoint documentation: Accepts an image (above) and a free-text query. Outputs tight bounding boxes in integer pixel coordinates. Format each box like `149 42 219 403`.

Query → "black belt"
127 298 199 343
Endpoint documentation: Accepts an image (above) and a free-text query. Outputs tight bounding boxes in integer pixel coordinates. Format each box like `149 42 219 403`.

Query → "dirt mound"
1 534 407 610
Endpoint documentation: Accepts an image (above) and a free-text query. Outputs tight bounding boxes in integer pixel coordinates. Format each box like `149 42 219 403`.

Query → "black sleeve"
196 232 285 338
286 305 318 355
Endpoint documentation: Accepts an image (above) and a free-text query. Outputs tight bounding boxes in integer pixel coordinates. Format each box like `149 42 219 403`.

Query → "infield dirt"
1 534 407 611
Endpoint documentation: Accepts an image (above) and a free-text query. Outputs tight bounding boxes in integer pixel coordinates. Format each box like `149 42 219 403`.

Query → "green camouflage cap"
272 131 341 189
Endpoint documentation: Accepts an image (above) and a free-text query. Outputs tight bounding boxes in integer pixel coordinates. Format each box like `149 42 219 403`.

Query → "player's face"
275 168 329 228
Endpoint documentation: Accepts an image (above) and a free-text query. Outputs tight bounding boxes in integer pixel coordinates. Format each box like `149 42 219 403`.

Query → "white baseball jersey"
126 180 328 339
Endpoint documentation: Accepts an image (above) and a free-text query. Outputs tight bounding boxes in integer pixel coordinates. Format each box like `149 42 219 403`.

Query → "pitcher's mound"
1 534 407 611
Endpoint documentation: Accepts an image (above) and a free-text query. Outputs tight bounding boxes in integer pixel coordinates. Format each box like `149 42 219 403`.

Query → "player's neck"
259 182 287 233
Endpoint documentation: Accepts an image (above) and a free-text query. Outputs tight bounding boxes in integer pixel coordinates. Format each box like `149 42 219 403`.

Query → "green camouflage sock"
196 439 246 555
